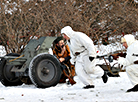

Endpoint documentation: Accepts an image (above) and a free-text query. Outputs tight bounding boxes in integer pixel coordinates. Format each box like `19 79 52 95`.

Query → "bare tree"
0 0 138 54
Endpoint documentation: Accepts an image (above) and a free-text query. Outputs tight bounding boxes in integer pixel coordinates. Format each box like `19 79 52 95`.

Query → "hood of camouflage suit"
61 26 74 38
123 34 136 47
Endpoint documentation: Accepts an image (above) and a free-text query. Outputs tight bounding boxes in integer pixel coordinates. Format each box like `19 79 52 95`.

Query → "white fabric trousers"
126 64 138 85
75 51 104 85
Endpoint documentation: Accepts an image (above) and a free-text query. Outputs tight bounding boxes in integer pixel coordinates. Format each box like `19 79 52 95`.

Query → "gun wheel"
29 54 62 88
0 53 23 86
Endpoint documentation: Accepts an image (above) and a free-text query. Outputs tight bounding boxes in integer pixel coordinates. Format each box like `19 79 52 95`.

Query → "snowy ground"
0 72 138 102
0 36 137 102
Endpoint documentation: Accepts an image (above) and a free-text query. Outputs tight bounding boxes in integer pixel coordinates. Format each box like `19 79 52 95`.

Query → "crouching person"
53 36 76 85
117 34 138 92
61 26 108 89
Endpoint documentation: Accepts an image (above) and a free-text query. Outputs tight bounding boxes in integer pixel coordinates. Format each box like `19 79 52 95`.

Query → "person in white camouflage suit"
61 26 108 89
117 34 138 92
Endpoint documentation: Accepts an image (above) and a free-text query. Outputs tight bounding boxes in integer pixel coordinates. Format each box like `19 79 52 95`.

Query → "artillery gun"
0 36 62 88
0 36 122 88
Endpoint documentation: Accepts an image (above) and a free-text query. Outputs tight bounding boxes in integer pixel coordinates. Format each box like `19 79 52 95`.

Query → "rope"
9 54 24 62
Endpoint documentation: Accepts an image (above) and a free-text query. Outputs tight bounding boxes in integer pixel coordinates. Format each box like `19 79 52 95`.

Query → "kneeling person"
53 36 76 85
117 34 138 92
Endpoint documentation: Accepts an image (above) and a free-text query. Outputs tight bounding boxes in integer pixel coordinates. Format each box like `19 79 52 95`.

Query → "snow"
0 72 138 102
0 46 6 57
0 36 137 102
134 0 138 3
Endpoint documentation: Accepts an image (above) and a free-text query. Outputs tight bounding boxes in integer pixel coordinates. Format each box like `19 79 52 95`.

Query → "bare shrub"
0 0 138 54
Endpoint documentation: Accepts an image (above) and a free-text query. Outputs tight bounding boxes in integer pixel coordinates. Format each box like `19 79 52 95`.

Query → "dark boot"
102 72 108 83
83 85 95 89
126 84 138 92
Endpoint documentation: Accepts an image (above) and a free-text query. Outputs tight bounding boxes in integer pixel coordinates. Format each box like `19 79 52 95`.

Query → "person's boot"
126 84 138 92
83 85 95 89
102 71 108 83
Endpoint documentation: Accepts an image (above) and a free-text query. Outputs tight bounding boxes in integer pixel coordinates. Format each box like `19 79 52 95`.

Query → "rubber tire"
0 53 23 86
29 54 62 88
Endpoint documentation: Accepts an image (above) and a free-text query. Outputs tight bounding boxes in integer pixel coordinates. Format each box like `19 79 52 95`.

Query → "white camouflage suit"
118 34 138 86
61 26 104 86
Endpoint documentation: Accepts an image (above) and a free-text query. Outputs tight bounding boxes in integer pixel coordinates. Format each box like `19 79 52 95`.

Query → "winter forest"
0 0 138 54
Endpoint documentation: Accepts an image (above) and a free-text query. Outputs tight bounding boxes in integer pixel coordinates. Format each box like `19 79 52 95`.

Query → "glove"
89 57 94 62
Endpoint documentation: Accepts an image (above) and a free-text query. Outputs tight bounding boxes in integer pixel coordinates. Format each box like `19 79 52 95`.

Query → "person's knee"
75 65 83 74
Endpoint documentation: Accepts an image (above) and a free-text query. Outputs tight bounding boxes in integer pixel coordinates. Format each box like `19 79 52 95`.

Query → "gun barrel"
96 55 109 59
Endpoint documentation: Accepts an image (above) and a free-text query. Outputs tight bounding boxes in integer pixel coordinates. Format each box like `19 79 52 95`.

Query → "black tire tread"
0 53 23 86
29 54 61 88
